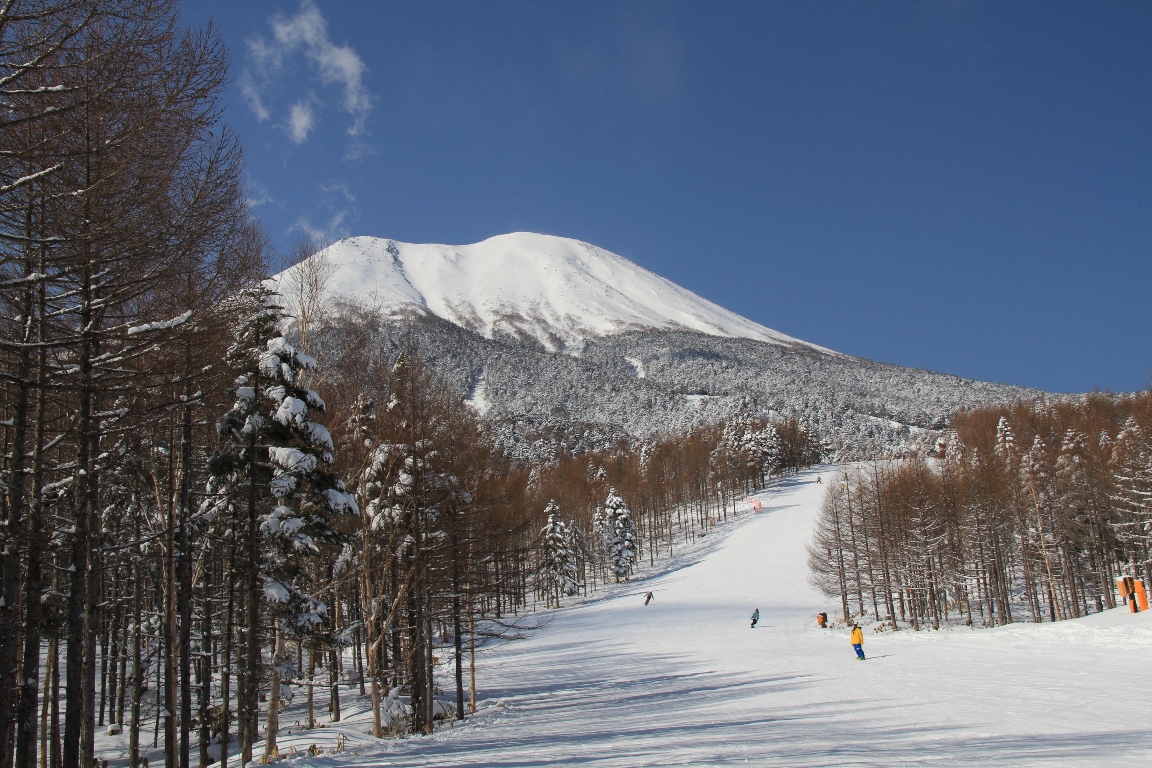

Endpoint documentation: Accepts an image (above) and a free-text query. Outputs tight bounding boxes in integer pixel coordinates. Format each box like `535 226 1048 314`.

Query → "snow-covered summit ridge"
278 232 835 354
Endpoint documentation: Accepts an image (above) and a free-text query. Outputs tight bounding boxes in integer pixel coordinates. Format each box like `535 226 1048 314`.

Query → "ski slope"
267 468 1152 766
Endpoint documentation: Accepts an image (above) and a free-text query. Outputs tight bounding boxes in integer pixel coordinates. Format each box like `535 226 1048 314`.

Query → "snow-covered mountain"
278 232 833 354
285 232 1040 460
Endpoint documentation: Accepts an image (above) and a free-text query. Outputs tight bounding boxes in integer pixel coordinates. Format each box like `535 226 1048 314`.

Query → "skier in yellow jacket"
851 624 865 660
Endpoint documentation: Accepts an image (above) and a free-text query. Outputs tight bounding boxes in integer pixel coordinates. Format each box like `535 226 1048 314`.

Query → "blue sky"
182 1 1151 394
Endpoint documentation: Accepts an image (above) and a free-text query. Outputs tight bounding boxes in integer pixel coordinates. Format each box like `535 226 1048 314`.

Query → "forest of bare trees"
809 393 1152 631
0 4 826 766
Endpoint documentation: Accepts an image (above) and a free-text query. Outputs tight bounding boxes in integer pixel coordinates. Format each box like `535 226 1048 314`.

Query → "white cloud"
244 177 275 208
242 0 373 142
288 101 315 143
319 181 355 202
291 181 358 244
293 211 347 245
238 71 271 121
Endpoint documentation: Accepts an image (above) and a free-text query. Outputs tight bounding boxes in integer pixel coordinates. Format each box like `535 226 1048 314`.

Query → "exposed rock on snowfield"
278 233 1043 460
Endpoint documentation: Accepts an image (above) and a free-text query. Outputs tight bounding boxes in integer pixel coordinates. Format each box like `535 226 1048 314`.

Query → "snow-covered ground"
90 466 1144 766
231 465 1147 767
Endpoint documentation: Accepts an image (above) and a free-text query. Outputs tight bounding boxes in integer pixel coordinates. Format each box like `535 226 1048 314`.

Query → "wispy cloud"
244 176 276 208
288 101 315 143
293 216 343 246
319 181 355 203
557 10 686 108
238 70 271 121
242 0 373 143
291 181 359 244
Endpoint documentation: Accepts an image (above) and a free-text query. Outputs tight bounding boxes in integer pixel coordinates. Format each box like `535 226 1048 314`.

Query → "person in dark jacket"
751 608 760 628
644 591 654 606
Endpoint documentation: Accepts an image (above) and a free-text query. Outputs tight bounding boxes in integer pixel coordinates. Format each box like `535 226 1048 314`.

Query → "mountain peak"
278 232 833 354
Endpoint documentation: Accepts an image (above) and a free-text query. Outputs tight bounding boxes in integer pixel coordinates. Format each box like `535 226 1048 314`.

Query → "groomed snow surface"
234 466 1151 767
96 467 1150 766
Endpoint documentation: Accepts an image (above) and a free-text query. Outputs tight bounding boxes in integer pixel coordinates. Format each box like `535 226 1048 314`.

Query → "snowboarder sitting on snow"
644 591 654 606
851 624 865 659
817 612 827 629
751 608 760 628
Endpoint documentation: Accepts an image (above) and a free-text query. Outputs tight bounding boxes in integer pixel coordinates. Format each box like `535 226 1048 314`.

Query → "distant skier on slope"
751 608 760 628
817 612 828 629
644 591 654 606
851 624 865 660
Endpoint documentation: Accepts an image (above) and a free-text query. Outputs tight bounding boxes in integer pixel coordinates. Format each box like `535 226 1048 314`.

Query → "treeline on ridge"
311 302 1038 465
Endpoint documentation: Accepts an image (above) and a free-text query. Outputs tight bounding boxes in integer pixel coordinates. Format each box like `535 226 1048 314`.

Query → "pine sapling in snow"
602 488 637 582
539 501 579 607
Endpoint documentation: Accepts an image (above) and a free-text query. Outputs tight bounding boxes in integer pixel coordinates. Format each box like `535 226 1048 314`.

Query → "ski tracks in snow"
320 466 1152 767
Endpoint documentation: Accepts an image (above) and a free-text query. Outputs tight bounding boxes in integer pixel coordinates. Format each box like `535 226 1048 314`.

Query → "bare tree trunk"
129 516 143 768
50 639 60 768
39 644 51 768
452 533 465 720
407 591 423 734
116 614 128 727
99 598 110 727
62 293 92 768
264 632 283 761
81 498 101 767
198 566 213 768
468 598 477 715
329 644 341 723
240 439 260 766
165 472 178 768
1028 484 1061 622
1 243 37 768
828 490 851 624
306 646 315 729
843 477 865 617
362 561 382 738
177 390 193 768
153 638 162 749
353 594 364 696
284 236 333 357
106 583 122 730
16 266 49 768
424 595 434 733
219 560 235 768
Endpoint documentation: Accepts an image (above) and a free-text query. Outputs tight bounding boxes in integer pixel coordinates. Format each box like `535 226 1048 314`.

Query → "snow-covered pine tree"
995 416 1017 465
539 501 579 607
602 488 637 582
590 503 610 583
205 284 357 761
